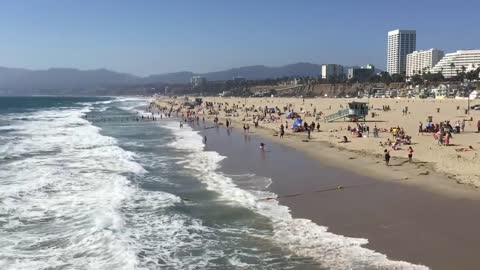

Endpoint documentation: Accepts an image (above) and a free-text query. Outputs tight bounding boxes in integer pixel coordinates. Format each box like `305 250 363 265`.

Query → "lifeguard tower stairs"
324 101 368 122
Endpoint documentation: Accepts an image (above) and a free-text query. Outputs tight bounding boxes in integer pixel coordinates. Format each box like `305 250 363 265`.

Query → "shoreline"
229 115 480 200
155 98 480 201
196 120 480 270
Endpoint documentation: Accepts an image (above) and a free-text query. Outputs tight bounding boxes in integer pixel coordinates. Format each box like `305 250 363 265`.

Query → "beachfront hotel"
321 64 344 80
406 49 444 77
347 64 375 82
430 49 480 78
387 29 416 75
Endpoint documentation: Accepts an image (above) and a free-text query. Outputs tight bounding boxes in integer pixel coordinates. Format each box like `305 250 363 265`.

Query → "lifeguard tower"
324 101 369 122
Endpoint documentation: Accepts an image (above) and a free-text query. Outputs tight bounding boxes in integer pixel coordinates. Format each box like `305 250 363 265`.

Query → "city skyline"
0 0 479 76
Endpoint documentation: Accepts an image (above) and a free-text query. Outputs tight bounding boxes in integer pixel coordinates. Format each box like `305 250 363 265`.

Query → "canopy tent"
293 118 303 128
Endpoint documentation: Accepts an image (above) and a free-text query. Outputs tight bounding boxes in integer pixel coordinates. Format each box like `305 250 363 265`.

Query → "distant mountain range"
0 63 382 95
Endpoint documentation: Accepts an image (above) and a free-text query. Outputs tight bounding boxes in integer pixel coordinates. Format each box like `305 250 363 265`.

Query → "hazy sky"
1 0 479 76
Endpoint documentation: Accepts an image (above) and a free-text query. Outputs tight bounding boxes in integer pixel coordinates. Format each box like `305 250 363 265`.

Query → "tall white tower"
387 29 416 75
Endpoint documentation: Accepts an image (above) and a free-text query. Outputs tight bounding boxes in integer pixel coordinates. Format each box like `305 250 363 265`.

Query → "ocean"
0 96 427 270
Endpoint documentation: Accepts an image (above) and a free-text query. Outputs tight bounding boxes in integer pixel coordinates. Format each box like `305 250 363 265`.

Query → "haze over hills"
0 63 383 95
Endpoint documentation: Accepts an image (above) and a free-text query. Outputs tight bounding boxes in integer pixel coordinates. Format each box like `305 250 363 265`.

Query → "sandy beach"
148 96 480 269
155 97 480 198
198 122 480 270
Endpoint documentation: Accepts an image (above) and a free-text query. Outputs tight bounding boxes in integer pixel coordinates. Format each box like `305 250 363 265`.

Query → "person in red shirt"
407 147 414 162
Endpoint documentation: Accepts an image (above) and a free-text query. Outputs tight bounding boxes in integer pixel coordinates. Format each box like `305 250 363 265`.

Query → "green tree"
368 74 381 83
466 67 480 82
380 72 392 85
410 74 423 86
391 73 405 83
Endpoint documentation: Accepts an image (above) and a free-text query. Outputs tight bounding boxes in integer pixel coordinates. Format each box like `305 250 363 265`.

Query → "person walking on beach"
204 135 207 144
407 147 413 163
307 127 311 140
418 122 423 135
384 149 391 166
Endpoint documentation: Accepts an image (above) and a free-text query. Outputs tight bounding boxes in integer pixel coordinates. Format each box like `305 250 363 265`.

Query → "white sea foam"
0 104 188 270
166 122 430 270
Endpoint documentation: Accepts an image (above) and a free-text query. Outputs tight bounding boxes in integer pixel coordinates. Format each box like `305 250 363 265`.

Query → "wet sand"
198 123 480 270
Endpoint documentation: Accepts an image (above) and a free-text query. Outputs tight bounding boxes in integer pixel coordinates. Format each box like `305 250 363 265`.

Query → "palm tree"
450 62 455 80
460 66 467 82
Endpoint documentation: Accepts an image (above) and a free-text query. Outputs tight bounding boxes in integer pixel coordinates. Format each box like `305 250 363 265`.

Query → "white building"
430 50 480 78
190 76 207 87
321 64 344 80
406 49 444 77
387 29 416 75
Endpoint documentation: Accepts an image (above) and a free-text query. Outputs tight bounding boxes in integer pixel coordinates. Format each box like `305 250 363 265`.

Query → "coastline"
227 115 480 200
197 121 480 270
155 98 480 201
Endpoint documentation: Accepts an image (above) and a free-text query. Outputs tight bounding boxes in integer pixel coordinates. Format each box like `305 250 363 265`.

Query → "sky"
0 0 479 76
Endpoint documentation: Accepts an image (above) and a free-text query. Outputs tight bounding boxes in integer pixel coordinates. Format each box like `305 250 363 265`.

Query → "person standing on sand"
418 121 423 135
307 127 311 140
407 147 413 162
280 124 285 138
384 149 391 166
477 119 480 133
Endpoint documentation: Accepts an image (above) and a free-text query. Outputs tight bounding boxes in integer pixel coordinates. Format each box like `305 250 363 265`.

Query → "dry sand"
156 97 480 198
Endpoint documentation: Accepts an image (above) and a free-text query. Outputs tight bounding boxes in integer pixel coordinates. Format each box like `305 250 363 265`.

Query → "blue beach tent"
293 118 303 128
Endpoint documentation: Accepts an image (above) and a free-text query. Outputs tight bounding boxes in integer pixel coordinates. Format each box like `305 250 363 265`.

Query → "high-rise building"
430 50 480 78
321 64 344 80
387 29 416 75
406 49 444 77
347 64 375 82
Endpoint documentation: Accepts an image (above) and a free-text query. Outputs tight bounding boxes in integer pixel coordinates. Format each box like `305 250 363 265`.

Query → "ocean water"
0 96 428 270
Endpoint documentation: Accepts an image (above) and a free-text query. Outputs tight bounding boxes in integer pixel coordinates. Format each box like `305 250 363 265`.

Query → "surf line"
264 182 378 200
